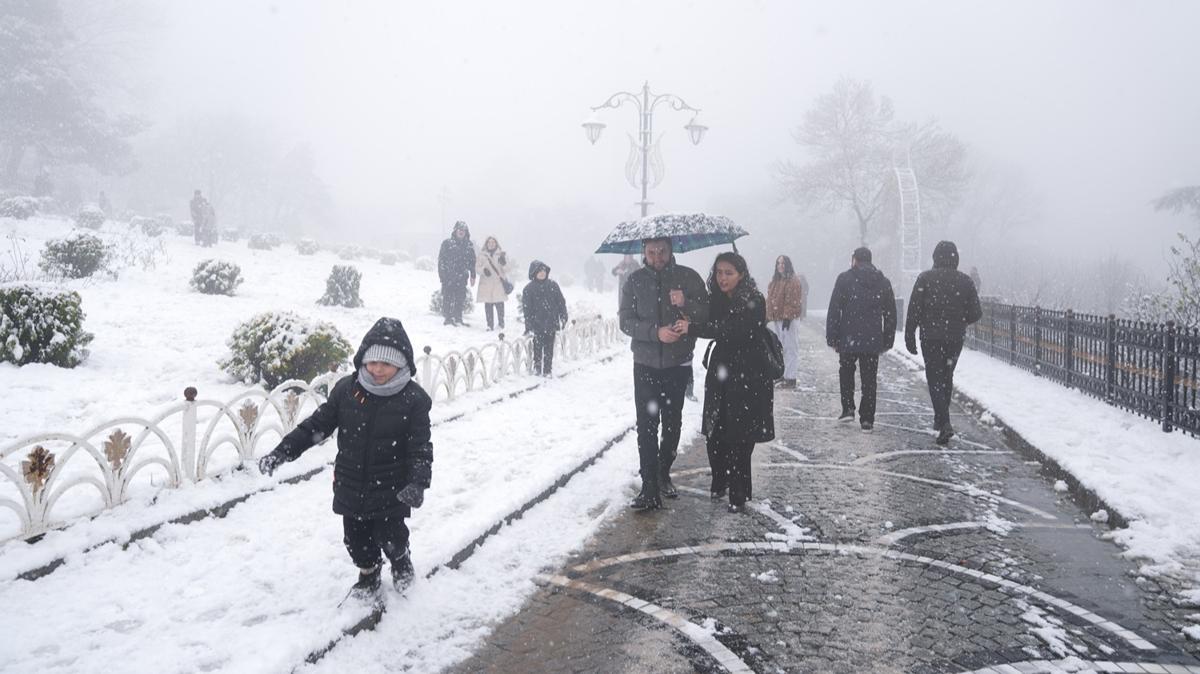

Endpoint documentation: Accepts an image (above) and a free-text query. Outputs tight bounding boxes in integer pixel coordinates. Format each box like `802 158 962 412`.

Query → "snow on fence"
0 317 620 543
965 301 1198 437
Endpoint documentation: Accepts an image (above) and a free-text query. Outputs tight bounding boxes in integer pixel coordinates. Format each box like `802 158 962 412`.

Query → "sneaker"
350 565 382 599
837 410 855 423
660 475 679 499
391 554 415 593
629 492 662 511
936 424 955 446
860 421 874 432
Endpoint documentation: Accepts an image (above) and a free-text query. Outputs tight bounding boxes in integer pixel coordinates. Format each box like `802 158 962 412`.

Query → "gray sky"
144 0 1200 269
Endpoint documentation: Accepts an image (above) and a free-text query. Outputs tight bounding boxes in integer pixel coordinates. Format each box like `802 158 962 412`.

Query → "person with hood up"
826 246 897 431
905 241 983 445
521 260 568 376
689 252 775 513
766 254 804 388
475 236 511 331
438 221 477 326
257 317 433 599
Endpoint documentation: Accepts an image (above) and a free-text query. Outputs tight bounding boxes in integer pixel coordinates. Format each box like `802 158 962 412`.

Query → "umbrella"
595 212 748 255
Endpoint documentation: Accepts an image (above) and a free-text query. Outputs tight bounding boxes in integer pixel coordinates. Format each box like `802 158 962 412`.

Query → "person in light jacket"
766 255 804 388
476 236 511 331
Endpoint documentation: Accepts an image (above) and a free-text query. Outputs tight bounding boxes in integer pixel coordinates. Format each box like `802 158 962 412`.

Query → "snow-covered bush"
338 244 362 260
0 196 39 220
221 228 240 242
247 232 277 250
429 287 474 314
0 283 94 367
129 216 164 237
395 250 412 263
296 238 319 255
105 228 169 274
363 248 381 260
38 232 110 279
558 272 575 287
317 265 363 308
380 251 398 266
175 221 194 237
74 204 106 230
220 311 351 388
414 255 434 271
190 259 244 296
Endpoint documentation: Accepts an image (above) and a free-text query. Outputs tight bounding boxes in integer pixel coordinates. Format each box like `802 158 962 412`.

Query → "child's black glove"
258 452 284 476
397 483 425 508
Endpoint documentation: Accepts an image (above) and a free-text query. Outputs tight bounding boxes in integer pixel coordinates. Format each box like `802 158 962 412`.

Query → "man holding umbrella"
619 237 709 511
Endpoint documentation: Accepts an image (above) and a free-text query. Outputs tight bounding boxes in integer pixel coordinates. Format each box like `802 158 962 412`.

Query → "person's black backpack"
757 325 785 380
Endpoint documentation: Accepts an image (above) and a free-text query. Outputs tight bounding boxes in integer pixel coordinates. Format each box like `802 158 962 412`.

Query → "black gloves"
483 268 492 277
258 452 284 476
498 253 506 266
397 483 425 508
782 319 792 330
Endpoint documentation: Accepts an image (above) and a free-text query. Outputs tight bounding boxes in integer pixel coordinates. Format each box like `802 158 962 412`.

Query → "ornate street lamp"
582 114 606 145
684 115 708 146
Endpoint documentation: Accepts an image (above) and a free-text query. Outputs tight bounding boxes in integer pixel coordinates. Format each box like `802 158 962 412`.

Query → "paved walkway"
452 321 1200 674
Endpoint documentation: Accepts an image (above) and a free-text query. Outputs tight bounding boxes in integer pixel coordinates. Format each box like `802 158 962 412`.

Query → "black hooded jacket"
826 262 897 354
438 222 477 286
905 241 983 345
269 317 433 519
521 260 568 334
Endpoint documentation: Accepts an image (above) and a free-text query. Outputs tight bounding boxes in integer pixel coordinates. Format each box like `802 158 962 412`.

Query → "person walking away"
190 190 212 247
476 236 511 331
612 254 640 311
969 266 983 295
689 252 774 513
798 273 810 319
825 247 896 432
584 256 605 292
257 317 433 599
905 241 983 445
522 260 568 376
619 237 709 510
766 255 804 388
438 221 477 326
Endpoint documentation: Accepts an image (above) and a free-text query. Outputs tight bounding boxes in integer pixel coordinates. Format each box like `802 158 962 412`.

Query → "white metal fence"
0 317 620 543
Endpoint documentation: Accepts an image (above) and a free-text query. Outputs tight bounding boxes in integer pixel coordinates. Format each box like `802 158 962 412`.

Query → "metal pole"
640 82 651 217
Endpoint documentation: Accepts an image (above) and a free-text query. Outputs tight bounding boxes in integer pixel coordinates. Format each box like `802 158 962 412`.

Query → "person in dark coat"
438 221 477 326
826 246 897 431
689 252 775 513
190 190 217 247
257 317 433 598
521 260 568 377
905 241 983 445
619 238 710 510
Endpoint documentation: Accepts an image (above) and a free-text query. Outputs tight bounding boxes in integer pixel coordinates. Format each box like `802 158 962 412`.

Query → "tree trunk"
3 143 26 188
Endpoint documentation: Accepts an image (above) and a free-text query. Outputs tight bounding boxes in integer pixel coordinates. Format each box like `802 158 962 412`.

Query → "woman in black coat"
688 252 775 513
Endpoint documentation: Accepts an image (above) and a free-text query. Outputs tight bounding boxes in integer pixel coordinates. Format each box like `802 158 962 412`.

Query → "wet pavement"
451 321 1200 674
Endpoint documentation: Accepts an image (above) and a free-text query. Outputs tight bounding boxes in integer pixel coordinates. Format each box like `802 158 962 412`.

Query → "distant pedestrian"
438 221 476 326
766 255 804 388
190 190 217 247
584 256 606 293
969 266 982 295
476 236 511 331
611 254 640 310
257 317 433 600
905 241 983 445
690 252 775 513
619 238 709 511
825 247 897 432
522 261 568 376
798 273 810 319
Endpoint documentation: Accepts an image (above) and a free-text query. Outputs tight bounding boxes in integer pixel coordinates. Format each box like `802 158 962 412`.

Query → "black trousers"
441 283 466 322
531 330 556 375
485 302 505 329
707 436 754 505
343 515 410 570
838 352 879 422
921 339 964 429
633 364 691 494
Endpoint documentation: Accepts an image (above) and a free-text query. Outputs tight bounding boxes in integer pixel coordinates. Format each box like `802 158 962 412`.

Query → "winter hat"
362 343 408 369
852 246 872 263
932 240 960 270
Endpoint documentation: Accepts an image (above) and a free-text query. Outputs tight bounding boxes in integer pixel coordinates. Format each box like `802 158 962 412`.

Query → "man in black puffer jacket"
258 317 433 598
438 221 477 326
826 247 897 431
905 240 983 445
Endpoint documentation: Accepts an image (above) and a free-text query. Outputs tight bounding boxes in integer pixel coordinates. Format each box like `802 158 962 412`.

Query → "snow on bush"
380 251 398 266
105 228 169 274
429 287 474 314
296 238 319 255
395 249 412 263
129 216 164 237
220 311 352 388
174 221 194 237
221 228 240 242
74 204 106 230
190 259 244 296
338 244 362 261
0 283 94 367
414 255 434 271
38 231 111 279
317 265 364 308
247 232 277 250
0 196 39 220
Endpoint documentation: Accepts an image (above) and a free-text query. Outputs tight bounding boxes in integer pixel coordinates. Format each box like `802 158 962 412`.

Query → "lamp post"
583 82 707 217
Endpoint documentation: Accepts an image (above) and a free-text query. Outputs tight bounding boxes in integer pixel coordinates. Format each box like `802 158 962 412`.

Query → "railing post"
1064 309 1075 388
496 332 508 379
988 302 997 357
1105 314 1116 401
181 386 198 483
1009 304 1017 364
1033 306 1043 376
421 345 432 387
1163 320 1177 433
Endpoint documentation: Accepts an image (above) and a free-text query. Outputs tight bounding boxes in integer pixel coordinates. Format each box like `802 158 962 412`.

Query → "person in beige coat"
476 236 512 330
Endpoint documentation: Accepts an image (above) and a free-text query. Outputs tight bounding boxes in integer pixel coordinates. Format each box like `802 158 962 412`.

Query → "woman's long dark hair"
707 252 758 302
772 255 795 282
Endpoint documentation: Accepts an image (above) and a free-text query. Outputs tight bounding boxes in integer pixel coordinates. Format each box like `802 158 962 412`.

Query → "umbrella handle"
731 241 739 254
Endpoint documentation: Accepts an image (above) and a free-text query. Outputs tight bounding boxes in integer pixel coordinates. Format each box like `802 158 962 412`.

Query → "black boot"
660 473 678 499
629 491 662 512
350 564 382 599
391 552 415 593
936 424 955 446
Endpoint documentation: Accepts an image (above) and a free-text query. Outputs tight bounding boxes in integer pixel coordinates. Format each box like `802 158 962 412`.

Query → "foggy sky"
142 0 1200 270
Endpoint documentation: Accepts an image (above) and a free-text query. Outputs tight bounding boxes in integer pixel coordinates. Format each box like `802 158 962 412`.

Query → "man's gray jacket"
618 259 710 369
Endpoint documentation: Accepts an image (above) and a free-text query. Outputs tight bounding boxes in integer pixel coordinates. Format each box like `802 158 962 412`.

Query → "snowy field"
892 344 1200 607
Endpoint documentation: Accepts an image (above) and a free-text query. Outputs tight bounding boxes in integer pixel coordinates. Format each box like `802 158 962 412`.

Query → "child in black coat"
521 260 568 376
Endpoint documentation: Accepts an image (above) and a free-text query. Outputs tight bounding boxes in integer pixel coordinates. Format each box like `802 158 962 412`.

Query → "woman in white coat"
476 236 512 330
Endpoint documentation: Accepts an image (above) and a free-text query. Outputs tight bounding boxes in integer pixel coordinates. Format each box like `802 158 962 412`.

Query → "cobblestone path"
452 322 1200 674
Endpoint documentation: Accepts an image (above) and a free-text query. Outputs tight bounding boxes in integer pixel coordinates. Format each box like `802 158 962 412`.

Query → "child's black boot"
350 564 382 600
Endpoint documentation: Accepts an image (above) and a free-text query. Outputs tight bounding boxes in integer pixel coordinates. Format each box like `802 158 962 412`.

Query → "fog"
15 0 1200 303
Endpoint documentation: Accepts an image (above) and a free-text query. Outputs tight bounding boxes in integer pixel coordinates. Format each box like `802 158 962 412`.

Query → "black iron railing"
964 301 1197 436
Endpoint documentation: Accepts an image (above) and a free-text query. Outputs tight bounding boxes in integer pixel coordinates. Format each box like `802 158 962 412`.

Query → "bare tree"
1152 186 1200 224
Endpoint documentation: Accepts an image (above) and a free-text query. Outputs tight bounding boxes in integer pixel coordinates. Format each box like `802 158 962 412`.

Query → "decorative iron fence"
0 317 620 543
965 301 1196 437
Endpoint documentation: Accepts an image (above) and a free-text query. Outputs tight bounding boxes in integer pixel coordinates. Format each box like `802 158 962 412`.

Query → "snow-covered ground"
892 344 1200 606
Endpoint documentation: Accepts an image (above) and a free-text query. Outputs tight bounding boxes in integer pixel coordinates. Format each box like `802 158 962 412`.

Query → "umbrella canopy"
595 212 748 254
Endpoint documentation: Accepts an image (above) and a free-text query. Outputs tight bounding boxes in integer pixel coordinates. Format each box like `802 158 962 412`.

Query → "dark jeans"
633 364 691 494
343 515 410 570
441 283 466 322
485 302 505 329
707 436 754 505
531 330 556 375
921 339 964 429
838 352 879 422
